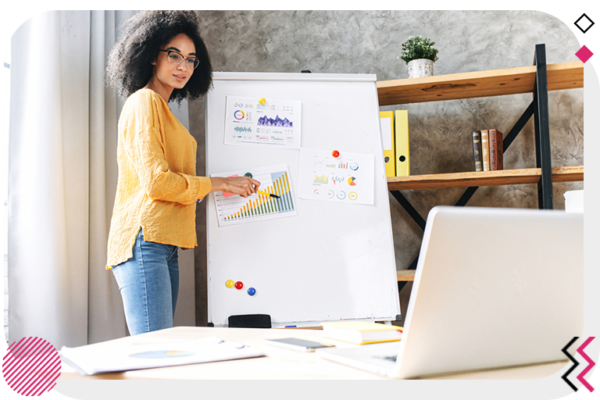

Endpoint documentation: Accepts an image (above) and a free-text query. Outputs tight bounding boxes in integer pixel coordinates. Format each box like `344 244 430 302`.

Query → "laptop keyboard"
376 355 397 363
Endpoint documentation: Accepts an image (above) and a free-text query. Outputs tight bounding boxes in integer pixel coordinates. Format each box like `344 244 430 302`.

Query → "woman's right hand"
210 176 261 198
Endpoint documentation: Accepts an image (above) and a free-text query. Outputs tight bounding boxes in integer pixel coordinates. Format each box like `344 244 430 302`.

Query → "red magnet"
332 150 340 158
235 281 244 290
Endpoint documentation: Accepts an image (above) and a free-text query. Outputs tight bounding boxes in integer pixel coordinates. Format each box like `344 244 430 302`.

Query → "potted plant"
398 36 439 78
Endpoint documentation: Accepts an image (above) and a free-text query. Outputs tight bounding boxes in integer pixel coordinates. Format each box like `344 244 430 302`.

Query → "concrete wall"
188 10 583 325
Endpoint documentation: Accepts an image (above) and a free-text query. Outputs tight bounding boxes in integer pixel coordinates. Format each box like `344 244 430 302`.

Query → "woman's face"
151 33 196 90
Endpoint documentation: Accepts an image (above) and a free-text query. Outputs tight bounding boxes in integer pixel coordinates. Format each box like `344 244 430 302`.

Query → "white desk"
58 326 567 380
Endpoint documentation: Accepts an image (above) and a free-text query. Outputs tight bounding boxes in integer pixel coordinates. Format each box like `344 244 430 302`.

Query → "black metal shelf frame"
393 44 554 292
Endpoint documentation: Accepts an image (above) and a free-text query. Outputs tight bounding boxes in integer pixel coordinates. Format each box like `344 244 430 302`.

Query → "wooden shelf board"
377 62 583 106
387 166 583 191
397 270 416 282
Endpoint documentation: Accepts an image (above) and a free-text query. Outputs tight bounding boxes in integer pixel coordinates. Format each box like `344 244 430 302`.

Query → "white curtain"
9 10 196 349
7 10 197 350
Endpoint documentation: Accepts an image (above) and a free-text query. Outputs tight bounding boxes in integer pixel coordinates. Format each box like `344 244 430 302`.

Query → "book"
320 321 403 345
379 111 396 177
489 129 504 170
394 110 410 176
472 131 483 172
60 336 264 376
481 129 490 171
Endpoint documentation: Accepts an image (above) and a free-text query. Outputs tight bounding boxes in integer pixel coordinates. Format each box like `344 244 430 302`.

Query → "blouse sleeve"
122 92 212 204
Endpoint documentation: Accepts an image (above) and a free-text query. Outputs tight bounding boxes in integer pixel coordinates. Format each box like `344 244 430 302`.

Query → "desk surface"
58 327 567 380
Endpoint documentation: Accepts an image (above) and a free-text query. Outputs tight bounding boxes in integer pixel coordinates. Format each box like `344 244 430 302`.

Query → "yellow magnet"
258 97 266 105
226 279 235 288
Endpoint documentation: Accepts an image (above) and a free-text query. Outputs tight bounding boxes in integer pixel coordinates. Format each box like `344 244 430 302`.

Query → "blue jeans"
112 228 179 335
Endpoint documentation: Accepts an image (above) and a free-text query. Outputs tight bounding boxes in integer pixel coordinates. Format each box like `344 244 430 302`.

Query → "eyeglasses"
159 49 200 69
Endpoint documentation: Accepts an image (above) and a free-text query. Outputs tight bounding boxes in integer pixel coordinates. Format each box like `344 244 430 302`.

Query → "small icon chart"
313 175 328 184
331 176 344 185
299 148 374 205
234 110 245 120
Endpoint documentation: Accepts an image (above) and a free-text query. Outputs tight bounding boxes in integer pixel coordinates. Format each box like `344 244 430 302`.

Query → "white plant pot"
407 58 434 78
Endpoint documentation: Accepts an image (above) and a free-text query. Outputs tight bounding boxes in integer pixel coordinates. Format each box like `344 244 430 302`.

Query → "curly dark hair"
106 11 212 105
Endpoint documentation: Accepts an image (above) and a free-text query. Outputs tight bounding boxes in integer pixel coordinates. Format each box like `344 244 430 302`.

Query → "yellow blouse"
106 88 212 269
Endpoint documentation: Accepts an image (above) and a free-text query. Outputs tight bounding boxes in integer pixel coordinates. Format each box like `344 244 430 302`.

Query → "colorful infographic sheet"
212 164 297 227
60 336 264 375
298 148 375 205
224 96 302 148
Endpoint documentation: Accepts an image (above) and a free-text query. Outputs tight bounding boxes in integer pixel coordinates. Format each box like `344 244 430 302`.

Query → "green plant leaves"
398 35 439 64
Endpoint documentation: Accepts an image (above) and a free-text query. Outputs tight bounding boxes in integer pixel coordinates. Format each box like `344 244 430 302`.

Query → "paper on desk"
60 336 265 376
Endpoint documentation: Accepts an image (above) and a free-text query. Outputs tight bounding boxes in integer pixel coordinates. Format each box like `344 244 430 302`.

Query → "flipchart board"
205 72 399 327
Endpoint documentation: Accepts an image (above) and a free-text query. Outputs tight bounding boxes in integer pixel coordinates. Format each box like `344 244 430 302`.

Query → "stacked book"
321 321 403 345
472 129 504 172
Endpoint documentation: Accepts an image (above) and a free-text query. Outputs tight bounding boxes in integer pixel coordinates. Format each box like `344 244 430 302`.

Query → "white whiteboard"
206 72 399 327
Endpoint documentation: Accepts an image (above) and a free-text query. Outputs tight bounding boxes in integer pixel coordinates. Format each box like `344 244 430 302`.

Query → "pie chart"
348 177 357 186
234 110 245 120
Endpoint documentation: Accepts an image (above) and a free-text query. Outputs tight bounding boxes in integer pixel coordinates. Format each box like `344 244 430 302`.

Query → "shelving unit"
387 166 583 191
379 44 584 285
377 61 582 105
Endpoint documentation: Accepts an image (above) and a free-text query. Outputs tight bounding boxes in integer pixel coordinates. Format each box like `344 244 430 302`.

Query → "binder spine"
395 110 410 177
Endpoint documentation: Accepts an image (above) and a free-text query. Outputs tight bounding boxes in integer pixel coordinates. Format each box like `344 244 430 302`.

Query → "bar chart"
213 165 297 227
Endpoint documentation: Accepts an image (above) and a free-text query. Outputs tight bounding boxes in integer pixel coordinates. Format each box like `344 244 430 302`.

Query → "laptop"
316 206 583 379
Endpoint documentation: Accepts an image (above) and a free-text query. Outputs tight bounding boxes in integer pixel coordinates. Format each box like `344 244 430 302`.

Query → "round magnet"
244 172 253 178
259 97 266 105
332 150 340 158
226 280 235 288
235 281 244 290
247 287 256 296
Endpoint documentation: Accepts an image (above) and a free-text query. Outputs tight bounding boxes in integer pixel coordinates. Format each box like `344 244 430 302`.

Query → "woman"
105 11 260 335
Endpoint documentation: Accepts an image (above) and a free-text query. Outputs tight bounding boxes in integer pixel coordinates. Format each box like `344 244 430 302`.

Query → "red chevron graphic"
576 336 596 392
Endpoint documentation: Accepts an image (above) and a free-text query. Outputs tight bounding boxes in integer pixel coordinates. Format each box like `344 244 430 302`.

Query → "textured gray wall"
188 10 583 325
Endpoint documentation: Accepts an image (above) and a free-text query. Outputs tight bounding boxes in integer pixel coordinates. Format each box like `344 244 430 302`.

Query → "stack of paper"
321 321 403 345
60 336 264 376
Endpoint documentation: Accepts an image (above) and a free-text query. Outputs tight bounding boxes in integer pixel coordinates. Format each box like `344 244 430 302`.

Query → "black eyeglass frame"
159 49 200 69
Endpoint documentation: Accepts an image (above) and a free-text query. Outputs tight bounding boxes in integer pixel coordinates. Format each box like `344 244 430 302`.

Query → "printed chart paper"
212 164 297 227
224 96 302 148
298 148 375 205
60 336 264 376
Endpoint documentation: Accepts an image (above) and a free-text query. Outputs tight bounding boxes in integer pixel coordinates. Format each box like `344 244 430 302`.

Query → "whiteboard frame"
205 72 400 327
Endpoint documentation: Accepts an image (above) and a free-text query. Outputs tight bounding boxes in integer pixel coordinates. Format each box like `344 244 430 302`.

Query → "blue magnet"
247 287 256 296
